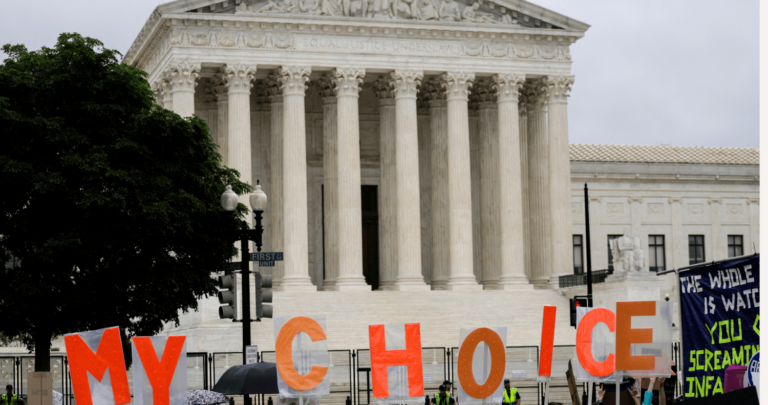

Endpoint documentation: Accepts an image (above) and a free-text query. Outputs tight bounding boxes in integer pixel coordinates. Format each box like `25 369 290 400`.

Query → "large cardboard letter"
616 301 655 370
369 323 424 400
538 306 557 378
132 336 187 405
64 327 131 405
576 308 616 377
275 316 329 392
456 327 507 402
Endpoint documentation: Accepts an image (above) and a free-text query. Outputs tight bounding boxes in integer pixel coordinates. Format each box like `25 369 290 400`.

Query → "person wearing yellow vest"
431 385 455 405
502 379 521 405
1 385 24 405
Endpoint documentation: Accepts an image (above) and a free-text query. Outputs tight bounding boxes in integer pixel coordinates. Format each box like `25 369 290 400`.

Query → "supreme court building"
121 0 759 353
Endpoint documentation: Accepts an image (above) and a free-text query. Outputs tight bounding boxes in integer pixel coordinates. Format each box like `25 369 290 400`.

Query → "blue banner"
679 255 760 399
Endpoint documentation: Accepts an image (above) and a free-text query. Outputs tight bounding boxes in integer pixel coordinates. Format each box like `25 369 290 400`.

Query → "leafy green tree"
0 33 251 371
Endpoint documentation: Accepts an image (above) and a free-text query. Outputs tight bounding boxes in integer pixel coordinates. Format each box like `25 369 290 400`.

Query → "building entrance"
322 185 380 290
361 185 380 290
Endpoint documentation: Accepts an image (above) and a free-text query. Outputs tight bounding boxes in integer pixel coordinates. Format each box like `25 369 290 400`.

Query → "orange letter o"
457 328 506 399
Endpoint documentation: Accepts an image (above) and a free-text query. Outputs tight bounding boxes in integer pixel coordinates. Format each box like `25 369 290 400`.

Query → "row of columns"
154 61 574 291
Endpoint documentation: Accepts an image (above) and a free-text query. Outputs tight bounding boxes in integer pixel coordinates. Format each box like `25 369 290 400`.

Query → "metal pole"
241 224 252 405
584 183 593 306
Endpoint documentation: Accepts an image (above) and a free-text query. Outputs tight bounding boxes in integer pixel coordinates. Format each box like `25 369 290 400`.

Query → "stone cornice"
123 11 583 69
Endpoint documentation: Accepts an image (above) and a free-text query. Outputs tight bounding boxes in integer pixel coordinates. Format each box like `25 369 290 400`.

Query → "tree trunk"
34 327 52 372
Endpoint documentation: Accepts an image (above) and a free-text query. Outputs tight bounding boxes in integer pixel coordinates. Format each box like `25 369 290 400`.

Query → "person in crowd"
1 385 23 405
502 379 521 405
431 385 454 405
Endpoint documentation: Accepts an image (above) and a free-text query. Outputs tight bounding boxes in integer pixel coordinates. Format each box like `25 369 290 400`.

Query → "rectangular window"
728 235 744 258
689 235 705 265
607 235 621 271
648 235 666 272
573 235 584 274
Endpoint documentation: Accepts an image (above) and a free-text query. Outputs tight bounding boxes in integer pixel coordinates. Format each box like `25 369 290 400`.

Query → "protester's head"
504 379 510 388
442 381 452 390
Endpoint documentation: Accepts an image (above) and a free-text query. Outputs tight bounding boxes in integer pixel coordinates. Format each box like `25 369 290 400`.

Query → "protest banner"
273 315 330 400
63 327 131 405
369 323 424 404
678 255 760 399
131 335 188 405
455 326 507 405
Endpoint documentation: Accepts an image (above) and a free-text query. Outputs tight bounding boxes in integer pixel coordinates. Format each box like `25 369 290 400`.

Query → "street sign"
246 345 259 365
249 252 283 262
229 262 242 271
259 261 275 267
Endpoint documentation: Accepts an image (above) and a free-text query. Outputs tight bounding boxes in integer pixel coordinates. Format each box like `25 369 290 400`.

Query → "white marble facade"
128 0 588 293
123 0 759 351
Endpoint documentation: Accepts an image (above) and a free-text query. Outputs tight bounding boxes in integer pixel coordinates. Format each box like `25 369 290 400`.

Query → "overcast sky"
1 0 759 148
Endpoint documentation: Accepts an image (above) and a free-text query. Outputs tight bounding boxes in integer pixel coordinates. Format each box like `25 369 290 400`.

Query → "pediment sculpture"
609 228 646 272
233 0 527 25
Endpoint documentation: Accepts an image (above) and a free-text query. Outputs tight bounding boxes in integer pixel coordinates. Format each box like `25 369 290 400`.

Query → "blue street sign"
250 252 283 262
229 262 242 270
259 261 275 267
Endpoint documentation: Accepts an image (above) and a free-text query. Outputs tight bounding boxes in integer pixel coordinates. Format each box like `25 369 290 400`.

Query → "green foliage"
0 33 251 359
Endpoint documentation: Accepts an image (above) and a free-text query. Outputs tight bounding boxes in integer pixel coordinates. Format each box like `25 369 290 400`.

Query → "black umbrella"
212 362 280 395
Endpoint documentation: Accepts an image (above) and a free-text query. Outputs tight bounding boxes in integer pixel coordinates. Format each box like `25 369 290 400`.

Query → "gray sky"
1 0 759 148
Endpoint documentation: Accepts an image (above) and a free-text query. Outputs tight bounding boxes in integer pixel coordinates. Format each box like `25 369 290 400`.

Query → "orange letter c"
275 316 329 391
576 308 616 377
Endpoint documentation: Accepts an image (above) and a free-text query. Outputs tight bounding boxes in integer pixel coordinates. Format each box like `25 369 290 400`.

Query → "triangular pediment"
157 0 589 31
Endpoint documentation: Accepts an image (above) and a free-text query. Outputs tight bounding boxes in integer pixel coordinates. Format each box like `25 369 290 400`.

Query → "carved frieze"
163 28 571 61
231 0 539 27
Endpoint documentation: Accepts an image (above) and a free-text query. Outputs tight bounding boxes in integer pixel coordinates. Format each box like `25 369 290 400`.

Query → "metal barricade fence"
0 344 545 405
188 352 210 391
538 345 575 405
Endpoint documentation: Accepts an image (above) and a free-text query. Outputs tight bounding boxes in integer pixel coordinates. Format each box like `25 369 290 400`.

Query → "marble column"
267 73 285 286
210 74 230 166
317 75 339 290
469 101 482 283
277 66 315 291
223 64 257 233
708 198 723 260
441 72 481 290
474 80 500 288
161 78 174 111
669 197 686 268
165 62 200 118
204 81 219 159
747 198 759 253
425 80 450 290
543 75 575 286
518 90 531 279
332 68 370 291
389 70 429 290
373 76 398 290
417 103 433 284
151 81 164 107
493 73 530 289
525 79 551 287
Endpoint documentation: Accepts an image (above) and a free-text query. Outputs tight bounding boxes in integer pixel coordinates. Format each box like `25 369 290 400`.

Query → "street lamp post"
220 181 267 405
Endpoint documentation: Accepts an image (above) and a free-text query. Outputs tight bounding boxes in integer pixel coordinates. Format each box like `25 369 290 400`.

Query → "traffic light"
255 272 273 320
218 272 237 319
569 296 589 328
